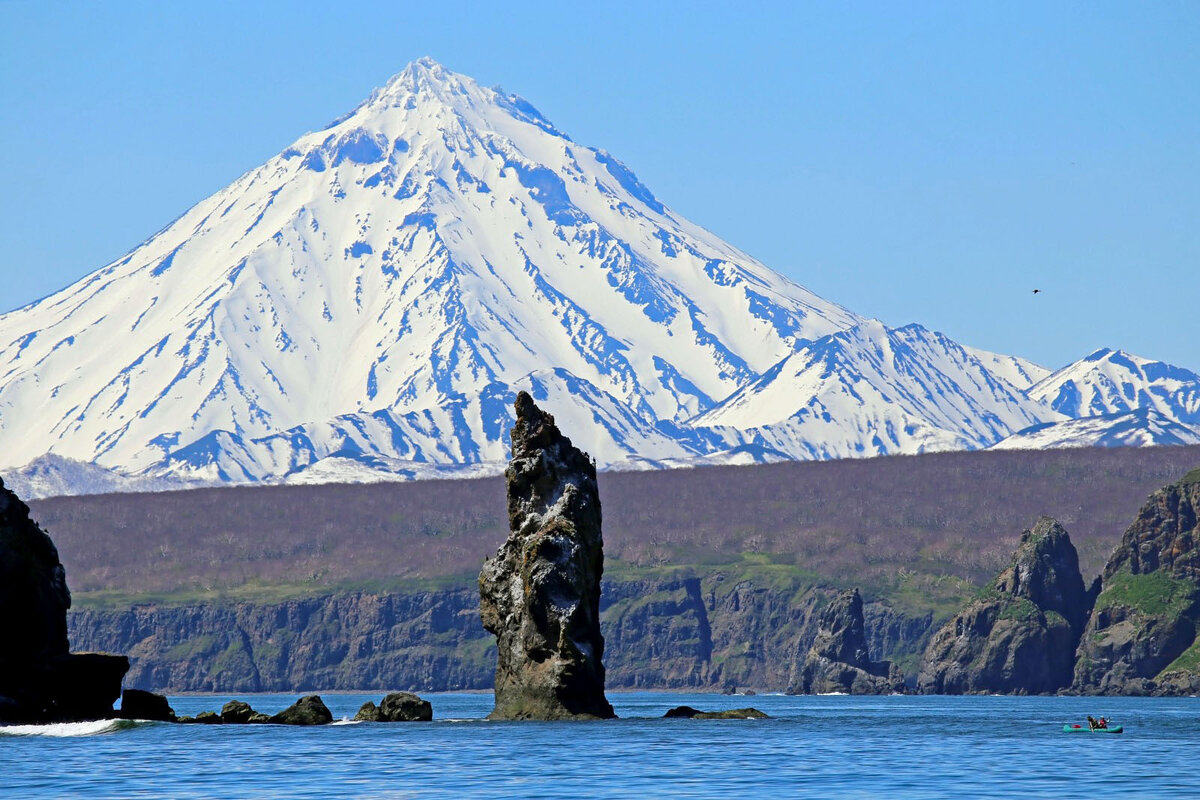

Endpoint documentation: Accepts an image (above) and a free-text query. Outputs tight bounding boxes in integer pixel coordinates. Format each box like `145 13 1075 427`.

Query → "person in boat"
1097 717 1109 729
1087 715 1098 730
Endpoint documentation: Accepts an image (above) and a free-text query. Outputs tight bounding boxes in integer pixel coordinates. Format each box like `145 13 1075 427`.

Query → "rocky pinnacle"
478 391 615 720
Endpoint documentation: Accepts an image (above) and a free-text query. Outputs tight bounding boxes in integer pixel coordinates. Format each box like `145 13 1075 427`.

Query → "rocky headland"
0 478 129 723
1072 469 1200 695
478 392 615 720
917 517 1091 694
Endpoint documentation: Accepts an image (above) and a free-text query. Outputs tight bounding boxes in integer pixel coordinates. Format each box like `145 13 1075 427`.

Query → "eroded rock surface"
354 691 432 721
0 478 128 722
793 589 903 694
270 694 333 725
1073 470 1200 695
478 392 614 720
918 517 1090 694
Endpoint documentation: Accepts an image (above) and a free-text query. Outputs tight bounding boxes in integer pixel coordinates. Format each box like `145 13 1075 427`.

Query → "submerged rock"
270 694 333 725
180 710 222 724
663 705 768 719
918 517 1090 694
120 689 176 722
479 392 615 720
0 478 129 722
793 589 903 695
1073 470 1200 695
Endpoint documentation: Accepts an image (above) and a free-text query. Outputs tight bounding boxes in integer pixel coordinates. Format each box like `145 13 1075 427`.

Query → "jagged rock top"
1103 471 1200 581
992 515 1090 634
505 391 599 538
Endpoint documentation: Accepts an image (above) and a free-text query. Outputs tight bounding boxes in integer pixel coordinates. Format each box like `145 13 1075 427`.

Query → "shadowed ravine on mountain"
54 445 1200 693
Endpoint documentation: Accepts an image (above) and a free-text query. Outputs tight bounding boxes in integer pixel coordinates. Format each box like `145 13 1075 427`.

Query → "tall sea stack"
479 392 615 720
0 478 129 722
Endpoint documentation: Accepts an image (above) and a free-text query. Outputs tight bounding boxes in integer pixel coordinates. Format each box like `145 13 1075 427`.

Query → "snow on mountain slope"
1026 348 1200 429
0 58 858 482
961 346 1050 391
990 407 1200 450
691 321 1061 459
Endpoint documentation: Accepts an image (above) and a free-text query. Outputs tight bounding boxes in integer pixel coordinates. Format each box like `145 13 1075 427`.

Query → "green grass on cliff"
1181 467 1200 486
1095 570 1197 617
1163 638 1200 674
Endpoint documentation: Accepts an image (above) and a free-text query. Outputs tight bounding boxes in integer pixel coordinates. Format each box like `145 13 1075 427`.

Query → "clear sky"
1 0 1197 371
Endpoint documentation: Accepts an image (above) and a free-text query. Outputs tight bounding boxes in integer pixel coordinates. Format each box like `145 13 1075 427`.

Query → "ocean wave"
0 718 143 737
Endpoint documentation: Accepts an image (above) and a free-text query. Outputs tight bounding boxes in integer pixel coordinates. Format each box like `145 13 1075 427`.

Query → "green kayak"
1063 724 1123 734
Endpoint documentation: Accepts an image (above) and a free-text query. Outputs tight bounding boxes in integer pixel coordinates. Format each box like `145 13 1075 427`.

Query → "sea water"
1 693 1197 798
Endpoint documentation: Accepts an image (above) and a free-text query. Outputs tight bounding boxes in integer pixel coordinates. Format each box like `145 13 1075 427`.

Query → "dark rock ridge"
1072 469 1200 695
271 695 333 725
917 517 1091 694
663 705 768 719
354 691 433 722
792 589 903 694
479 392 615 720
0 477 129 722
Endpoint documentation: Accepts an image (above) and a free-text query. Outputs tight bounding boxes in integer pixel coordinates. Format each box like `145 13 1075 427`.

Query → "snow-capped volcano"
0 59 1194 494
0 58 858 482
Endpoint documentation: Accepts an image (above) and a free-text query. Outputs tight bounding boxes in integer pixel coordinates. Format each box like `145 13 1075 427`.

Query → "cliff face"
1073 470 1200 695
917 517 1090 694
793 589 903 694
69 577 936 693
0 478 128 722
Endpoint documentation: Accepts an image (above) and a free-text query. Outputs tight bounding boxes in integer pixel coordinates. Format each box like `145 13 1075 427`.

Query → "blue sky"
1 0 1197 371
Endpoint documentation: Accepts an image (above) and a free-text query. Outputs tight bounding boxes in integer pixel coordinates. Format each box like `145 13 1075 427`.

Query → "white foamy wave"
331 718 362 726
0 718 141 737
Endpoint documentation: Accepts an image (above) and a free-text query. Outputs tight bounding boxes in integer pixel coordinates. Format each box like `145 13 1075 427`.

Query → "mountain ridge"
1 58 1198 496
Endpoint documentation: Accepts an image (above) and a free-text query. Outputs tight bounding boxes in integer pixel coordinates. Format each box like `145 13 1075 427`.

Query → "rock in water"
119 689 176 722
1072 469 1200 695
0 477 129 722
917 517 1090 694
663 705 768 719
354 692 432 721
270 695 333 725
478 392 615 720
793 589 903 694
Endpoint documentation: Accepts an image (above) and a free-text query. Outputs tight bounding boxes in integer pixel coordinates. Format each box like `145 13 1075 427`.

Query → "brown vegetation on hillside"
25 445 1200 607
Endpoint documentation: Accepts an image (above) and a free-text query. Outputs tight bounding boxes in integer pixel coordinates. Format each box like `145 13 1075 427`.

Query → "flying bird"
1032 289 1041 294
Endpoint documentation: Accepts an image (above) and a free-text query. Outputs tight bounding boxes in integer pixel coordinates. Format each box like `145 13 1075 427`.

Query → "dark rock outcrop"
792 589 903 694
270 694 333 725
0 478 129 722
119 688 176 722
220 699 270 724
478 392 615 720
1072 470 1200 695
918 517 1090 694
354 691 432 721
179 711 222 724
663 705 768 719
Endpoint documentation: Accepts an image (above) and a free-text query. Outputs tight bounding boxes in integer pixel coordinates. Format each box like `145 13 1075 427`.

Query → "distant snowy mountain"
1026 348 1200 429
991 408 1200 451
0 58 1195 496
691 321 1060 459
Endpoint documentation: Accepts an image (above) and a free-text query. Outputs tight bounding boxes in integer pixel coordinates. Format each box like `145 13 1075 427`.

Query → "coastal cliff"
1072 469 1200 695
916 517 1091 694
68 576 934 693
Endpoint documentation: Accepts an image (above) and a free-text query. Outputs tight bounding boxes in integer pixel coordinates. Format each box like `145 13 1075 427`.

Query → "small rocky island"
0 478 129 723
478 392 616 720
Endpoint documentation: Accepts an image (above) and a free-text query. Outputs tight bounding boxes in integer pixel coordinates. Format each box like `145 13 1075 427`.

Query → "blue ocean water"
2 692 1198 798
